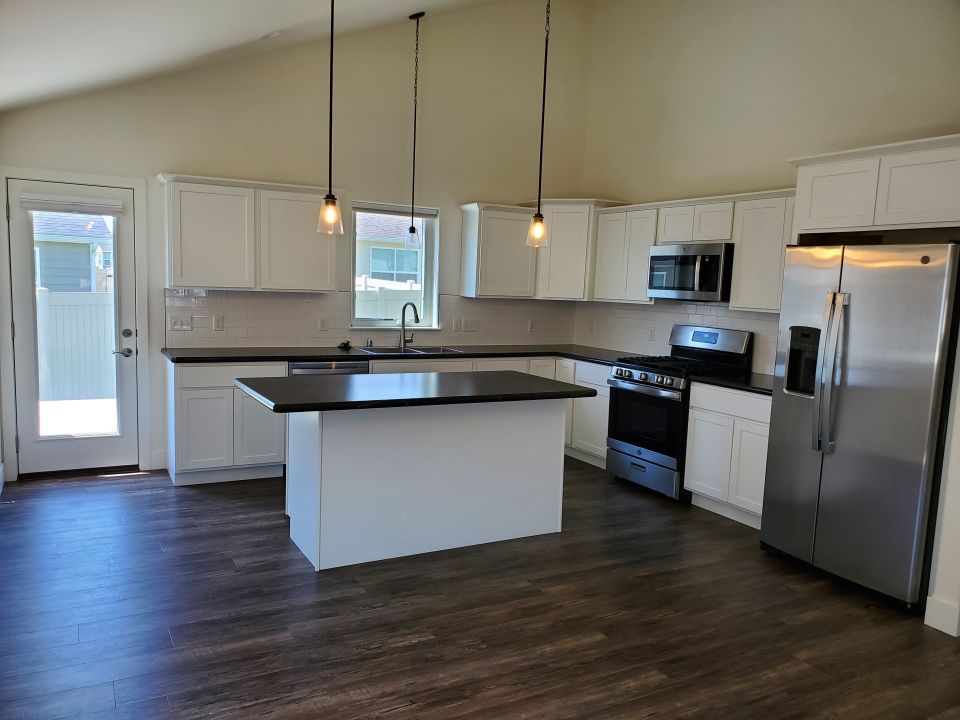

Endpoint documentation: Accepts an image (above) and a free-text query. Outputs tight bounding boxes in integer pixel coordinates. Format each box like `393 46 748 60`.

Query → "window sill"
350 325 443 331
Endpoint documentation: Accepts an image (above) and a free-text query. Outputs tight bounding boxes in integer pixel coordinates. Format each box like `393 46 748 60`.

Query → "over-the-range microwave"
647 242 734 302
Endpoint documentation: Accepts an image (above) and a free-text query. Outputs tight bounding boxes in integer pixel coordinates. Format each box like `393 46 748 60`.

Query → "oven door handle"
607 378 683 401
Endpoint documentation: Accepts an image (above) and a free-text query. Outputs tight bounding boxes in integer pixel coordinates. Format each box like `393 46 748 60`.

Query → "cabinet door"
176 389 234 471
874 147 960 225
729 197 788 312
556 359 575 444
528 358 556 379
692 202 734 241
537 206 591 299
624 209 657 302
729 418 769 515
657 205 695 243
477 210 537 297
474 358 529 372
794 158 880 230
233 389 285 466
259 190 337 291
571 383 610 457
169 182 256 289
594 213 627 300
684 408 734 500
369 359 476 374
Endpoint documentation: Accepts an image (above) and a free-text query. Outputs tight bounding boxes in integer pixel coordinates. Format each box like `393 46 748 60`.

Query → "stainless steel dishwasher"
288 360 369 376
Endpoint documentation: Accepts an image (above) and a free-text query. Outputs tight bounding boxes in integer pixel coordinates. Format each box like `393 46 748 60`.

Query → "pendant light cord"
536 0 551 216
410 12 424 233
327 0 335 197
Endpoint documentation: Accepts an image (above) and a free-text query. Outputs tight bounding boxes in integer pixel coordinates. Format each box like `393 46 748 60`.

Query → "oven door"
607 379 686 468
647 243 731 301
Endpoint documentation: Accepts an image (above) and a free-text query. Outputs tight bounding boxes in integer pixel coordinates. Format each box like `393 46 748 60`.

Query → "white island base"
285 398 566 570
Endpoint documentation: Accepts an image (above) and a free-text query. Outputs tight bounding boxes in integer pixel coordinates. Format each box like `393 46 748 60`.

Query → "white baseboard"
564 446 606 469
691 493 761 529
925 594 960 637
171 464 284 486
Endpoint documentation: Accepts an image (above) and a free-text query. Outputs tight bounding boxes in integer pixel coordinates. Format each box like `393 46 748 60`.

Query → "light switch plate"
169 316 192 331
648 328 656 342
527 319 536 333
462 318 480 333
317 318 328 331
452 318 463 332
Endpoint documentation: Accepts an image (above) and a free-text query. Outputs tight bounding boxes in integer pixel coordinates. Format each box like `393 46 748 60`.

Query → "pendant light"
526 0 551 248
317 0 343 235
407 11 425 249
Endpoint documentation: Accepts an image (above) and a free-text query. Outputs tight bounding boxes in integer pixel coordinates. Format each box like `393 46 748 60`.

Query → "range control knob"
663 377 674 387
638 372 648 382
614 368 623 377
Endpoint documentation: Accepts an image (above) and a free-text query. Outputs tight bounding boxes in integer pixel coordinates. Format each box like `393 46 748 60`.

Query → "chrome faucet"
400 302 420 351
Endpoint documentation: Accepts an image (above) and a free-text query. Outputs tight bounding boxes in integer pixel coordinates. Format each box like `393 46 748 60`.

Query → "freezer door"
814 244 957 602
761 246 843 560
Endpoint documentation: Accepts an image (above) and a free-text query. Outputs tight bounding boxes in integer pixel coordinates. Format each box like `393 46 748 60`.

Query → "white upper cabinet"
259 190 337 291
594 209 656 303
536 203 593 300
460 203 537 298
169 182 256 289
163 175 336 291
794 158 880 230
657 204 695 243
874 146 960 225
729 195 793 313
692 201 734 241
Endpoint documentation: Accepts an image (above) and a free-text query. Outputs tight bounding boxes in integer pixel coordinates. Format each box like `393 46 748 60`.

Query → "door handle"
820 292 847 454
812 291 836 451
113 348 133 358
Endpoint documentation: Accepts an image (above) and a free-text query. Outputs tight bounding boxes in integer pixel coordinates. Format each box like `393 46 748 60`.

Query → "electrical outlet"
213 315 225 331
169 316 192 331
648 328 656 342
527 319 536 333
317 318 328 331
452 318 463 332
462 318 480 333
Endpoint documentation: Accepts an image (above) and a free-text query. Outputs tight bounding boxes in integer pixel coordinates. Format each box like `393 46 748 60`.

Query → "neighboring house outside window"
352 204 439 328
31 212 114 293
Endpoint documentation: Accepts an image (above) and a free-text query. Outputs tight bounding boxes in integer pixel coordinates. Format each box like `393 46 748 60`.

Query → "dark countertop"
161 343 625 365
689 371 775 396
236 370 597 413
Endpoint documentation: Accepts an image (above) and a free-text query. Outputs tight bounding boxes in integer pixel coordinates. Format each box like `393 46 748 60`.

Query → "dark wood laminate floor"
1 460 959 720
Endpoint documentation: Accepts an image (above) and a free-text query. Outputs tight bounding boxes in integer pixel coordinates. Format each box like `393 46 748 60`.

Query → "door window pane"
31 211 119 437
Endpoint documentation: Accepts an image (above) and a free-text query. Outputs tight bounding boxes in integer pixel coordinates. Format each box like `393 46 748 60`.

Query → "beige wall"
581 0 960 201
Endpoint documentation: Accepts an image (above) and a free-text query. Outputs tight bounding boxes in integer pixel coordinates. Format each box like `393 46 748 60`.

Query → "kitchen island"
235 371 596 571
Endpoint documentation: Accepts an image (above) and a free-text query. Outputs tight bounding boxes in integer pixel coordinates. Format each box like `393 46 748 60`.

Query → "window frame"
350 202 439 329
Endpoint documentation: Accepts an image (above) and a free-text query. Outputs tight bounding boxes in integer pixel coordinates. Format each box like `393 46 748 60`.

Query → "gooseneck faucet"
400 302 420 351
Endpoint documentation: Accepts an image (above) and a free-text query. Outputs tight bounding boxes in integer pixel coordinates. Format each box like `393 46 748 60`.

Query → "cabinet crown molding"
159 172 336 195
790 134 960 167
598 188 795 214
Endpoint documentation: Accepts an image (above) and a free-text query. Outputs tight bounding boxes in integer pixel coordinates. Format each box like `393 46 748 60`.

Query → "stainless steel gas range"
606 325 754 501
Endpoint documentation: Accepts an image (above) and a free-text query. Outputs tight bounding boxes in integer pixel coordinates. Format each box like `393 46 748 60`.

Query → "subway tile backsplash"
164 290 779 374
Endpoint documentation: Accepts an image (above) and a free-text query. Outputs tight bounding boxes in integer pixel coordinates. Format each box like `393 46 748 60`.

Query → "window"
352 203 439 328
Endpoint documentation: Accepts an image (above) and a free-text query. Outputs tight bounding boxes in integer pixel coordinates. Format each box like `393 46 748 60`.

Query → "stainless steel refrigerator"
761 243 958 604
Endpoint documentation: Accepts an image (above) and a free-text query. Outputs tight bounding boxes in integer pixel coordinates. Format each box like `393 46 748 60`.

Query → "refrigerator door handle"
812 291 836 451
820 292 848 454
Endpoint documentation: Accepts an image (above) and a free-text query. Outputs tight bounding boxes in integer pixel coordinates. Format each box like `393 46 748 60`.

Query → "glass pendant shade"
317 194 343 235
526 213 548 248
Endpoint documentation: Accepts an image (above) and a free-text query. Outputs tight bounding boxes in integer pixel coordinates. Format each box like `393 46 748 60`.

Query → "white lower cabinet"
176 388 235 470
684 383 771 524
474 358 529 372
571 384 609 457
233 389 286 466
527 357 556 379
370 359 476 373
556 359 575 445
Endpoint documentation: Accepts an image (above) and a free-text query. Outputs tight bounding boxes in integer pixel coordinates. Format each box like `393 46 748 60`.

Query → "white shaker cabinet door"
233 389 286 466
537 206 591 299
692 202 734 241
477 210 537 297
527 357 556 379
657 205 695 243
259 190 337 291
684 408 734 501
594 213 628 300
556 359 575 445
874 147 960 225
176 388 234 471
728 418 769 515
169 182 256 289
729 196 788 312
794 158 880 230
571 383 610 458
623 209 657 302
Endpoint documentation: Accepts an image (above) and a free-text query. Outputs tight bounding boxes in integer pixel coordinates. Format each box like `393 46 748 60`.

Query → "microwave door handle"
812 291 836 451
693 255 702 291
819 292 847 454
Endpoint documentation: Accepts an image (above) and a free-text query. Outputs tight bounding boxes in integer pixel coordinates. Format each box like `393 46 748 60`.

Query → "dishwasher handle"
288 360 369 375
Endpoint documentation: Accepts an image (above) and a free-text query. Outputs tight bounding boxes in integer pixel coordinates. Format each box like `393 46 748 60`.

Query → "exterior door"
8 180 139 473
760 245 842 561
814 244 957 602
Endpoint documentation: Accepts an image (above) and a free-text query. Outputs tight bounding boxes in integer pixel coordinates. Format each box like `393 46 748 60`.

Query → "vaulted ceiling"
0 0 499 111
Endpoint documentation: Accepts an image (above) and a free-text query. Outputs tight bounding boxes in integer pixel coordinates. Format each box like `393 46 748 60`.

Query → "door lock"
113 348 134 358
121 328 133 338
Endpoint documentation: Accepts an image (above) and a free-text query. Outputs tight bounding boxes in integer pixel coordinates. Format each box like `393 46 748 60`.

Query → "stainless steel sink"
408 346 464 354
358 347 423 355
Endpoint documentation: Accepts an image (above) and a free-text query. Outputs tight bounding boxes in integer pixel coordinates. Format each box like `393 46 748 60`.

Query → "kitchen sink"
408 346 464 354
358 347 423 355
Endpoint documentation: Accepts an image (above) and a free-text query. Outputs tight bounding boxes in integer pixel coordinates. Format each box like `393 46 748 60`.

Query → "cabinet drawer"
528 357 556 379
690 382 771 424
574 360 610 387
177 363 287 388
474 358 529 372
